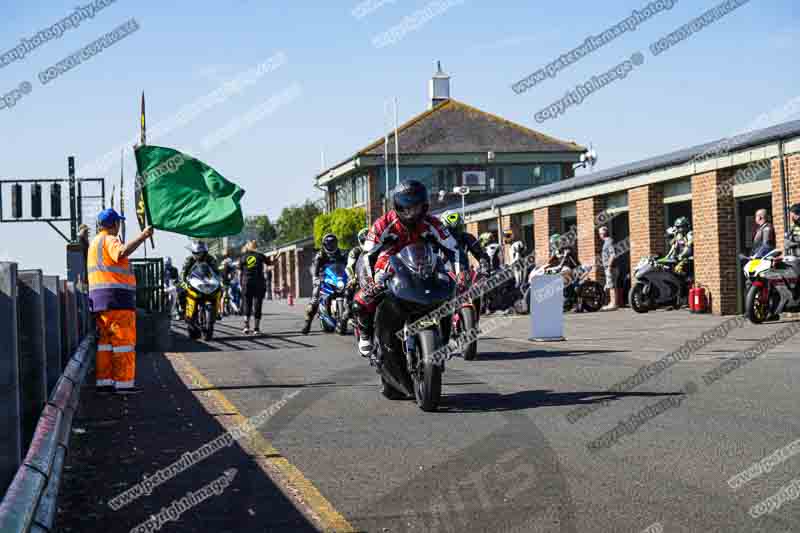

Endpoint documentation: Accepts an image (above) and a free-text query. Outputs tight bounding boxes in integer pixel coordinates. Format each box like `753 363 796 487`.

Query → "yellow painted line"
166 352 356 533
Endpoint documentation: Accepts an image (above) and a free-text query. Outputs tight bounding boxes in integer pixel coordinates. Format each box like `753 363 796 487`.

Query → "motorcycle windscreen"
190 263 221 295
388 243 452 305
324 263 348 287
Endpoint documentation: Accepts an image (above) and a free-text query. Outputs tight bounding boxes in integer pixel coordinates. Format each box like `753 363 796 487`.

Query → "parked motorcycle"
184 263 222 340
743 249 800 323
530 264 605 312
447 265 480 361
482 263 531 315
319 263 349 335
629 256 691 313
357 240 455 412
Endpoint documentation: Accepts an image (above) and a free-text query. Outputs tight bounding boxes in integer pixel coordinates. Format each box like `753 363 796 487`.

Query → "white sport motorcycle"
743 249 800 324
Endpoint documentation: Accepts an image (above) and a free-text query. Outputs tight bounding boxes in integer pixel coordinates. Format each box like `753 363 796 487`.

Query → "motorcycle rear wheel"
629 283 650 314
414 329 443 412
461 308 478 361
579 281 605 312
745 285 769 324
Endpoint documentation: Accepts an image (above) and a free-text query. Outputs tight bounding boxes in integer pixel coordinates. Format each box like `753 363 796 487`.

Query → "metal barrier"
131 258 165 313
0 259 92 533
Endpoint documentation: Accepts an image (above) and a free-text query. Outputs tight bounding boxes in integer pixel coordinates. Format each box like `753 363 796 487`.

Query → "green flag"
133 145 245 238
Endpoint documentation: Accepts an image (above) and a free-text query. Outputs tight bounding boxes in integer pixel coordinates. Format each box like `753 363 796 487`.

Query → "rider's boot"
353 302 374 358
301 304 314 335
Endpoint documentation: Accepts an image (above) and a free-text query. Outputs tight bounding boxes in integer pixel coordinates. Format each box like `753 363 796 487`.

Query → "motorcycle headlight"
337 280 344 289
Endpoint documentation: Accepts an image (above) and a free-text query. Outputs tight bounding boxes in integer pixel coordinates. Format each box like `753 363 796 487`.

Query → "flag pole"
120 149 126 242
139 91 154 249
393 96 400 185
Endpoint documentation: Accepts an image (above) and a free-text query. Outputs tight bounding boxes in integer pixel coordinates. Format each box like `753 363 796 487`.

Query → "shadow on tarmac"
476 348 623 360
438 389 685 414
56 348 319 532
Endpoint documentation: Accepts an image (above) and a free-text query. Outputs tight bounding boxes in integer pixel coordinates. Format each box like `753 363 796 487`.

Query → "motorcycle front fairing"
387 244 454 309
321 263 348 296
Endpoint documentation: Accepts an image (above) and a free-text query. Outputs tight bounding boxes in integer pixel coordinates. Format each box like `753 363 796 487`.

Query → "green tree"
275 200 323 245
247 215 277 246
314 207 367 249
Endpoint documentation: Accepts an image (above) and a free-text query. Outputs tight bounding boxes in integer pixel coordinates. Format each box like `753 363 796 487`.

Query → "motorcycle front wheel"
414 329 443 412
203 305 215 341
745 285 770 324
629 283 650 314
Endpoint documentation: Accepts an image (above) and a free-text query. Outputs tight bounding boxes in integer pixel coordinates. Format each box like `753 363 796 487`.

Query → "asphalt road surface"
164 300 800 533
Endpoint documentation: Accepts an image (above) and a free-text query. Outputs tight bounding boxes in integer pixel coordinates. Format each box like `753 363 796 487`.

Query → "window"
353 175 367 206
334 179 353 209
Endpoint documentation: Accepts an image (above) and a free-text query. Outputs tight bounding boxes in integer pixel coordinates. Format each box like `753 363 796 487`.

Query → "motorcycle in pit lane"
743 249 800 324
482 263 533 315
629 256 692 313
184 263 222 340
529 264 605 312
318 263 350 335
355 240 456 412
221 279 241 317
447 264 481 361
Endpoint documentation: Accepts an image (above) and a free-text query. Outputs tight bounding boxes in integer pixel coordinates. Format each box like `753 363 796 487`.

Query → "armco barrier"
0 334 95 533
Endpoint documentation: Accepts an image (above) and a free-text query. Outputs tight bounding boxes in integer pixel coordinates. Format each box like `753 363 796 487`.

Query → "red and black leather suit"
352 210 459 332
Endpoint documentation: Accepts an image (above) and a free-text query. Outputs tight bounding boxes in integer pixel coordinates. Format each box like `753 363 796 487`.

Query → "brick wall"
692 169 738 315
628 185 665 276
771 154 800 242
534 206 561 264
577 197 605 282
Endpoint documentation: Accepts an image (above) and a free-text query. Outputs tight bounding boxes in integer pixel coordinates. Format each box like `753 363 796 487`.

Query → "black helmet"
392 180 429 227
357 228 369 247
790 204 800 216
322 233 338 256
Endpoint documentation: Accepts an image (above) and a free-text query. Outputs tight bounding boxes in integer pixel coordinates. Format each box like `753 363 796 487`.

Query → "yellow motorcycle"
183 263 222 340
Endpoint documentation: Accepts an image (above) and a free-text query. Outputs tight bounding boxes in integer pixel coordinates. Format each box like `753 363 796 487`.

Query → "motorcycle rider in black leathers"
301 233 348 335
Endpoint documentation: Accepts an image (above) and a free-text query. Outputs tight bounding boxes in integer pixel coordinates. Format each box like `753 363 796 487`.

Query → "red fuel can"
692 286 708 314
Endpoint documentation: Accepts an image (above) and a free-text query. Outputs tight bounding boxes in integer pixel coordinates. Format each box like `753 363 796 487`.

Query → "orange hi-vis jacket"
88 230 137 311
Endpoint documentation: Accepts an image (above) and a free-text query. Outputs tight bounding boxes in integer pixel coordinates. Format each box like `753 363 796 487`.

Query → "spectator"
751 208 775 257
599 226 620 311
239 240 271 335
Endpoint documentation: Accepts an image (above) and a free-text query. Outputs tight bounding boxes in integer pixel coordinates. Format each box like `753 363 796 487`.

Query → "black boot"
301 318 312 335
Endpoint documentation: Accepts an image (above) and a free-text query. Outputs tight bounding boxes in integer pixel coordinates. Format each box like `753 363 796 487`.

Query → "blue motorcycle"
319 263 349 334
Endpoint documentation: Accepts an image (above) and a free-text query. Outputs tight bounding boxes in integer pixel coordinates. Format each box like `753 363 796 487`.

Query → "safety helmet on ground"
674 217 690 231
357 228 369 248
392 180 429 227
440 210 464 235
322 233 338 256
191 241 208 256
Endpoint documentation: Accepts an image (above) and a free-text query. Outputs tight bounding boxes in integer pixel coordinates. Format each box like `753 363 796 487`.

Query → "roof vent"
429 61 450 110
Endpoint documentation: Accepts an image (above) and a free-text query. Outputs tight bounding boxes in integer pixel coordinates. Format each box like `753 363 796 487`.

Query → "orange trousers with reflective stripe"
96 309 137 389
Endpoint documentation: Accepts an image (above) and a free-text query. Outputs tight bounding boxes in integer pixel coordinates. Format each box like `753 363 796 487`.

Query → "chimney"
428 61 450 110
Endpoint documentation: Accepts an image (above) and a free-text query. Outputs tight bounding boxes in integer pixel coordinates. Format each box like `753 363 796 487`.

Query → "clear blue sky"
1 0 798 275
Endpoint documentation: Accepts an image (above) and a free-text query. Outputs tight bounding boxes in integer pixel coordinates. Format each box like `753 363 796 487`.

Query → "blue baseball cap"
97 208 125 227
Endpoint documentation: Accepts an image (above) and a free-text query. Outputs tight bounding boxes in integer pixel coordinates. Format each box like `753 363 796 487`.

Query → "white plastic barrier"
529 274 565 341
